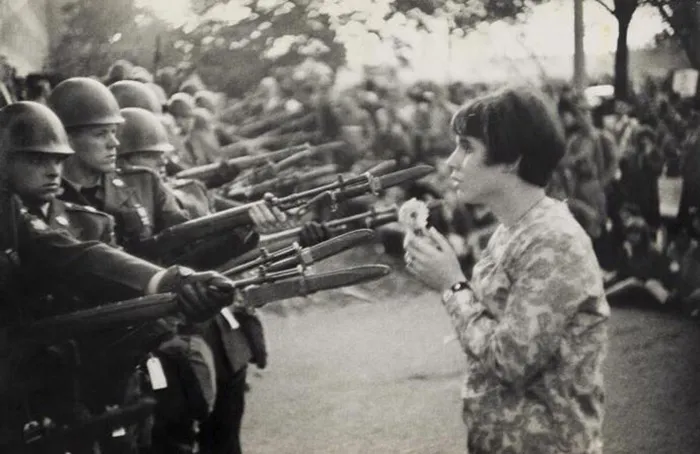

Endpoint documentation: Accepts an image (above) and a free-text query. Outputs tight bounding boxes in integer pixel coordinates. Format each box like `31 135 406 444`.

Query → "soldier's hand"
249 199 295 233
217 160 241 180
299 221 330 247
158 266 235 323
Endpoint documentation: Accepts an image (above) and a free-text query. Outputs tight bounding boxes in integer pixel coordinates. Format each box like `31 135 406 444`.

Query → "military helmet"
130 66 154 84
167 92 195 118
117 107 174 156
48 77 124 128
0 101 74 155
109 80 163 114
105 59 134 85
179 80 203 96
147 82 168 107
194 90 218 114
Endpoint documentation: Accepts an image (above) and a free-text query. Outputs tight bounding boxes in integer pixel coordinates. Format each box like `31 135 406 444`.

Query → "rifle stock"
23 293 180 338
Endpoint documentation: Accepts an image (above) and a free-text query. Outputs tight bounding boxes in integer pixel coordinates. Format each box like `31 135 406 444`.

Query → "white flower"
398 198 429 237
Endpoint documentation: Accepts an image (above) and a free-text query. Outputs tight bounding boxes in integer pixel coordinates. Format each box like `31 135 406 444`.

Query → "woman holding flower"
403 86 609 453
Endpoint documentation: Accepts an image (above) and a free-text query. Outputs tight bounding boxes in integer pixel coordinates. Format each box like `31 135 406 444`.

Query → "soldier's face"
174 115 194 135
9 153 65 203
68 125 120 174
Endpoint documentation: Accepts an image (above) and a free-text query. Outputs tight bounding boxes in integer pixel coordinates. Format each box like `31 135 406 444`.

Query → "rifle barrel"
227 164 338 200
240 141 345 184
175 143 309 181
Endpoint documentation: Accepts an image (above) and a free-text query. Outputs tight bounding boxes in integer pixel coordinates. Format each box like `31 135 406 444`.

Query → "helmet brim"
64 114 125 128
13 144 75 155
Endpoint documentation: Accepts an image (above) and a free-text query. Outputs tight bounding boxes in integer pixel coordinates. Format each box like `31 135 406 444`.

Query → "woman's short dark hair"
450 86 566 187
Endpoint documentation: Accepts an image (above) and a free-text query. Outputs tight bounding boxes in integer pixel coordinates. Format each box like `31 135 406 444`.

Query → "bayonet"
222 229 375 276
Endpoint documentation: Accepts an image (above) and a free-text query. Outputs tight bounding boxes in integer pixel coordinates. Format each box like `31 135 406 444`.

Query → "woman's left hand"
404 227 467 292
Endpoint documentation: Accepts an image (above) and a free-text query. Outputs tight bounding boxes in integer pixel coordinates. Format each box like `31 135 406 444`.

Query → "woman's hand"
404 227 466 292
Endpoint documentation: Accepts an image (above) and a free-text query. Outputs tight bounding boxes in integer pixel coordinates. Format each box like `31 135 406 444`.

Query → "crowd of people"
1 51 700 453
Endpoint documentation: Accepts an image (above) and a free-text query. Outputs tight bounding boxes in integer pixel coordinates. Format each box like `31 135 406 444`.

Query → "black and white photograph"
1 0 700 452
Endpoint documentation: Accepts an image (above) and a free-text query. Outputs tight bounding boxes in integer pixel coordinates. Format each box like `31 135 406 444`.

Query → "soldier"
188 107 222 166
48 79 220 452
112 104 328 454
130 66 154 84
104 59 134 86
47 77 192 252
0 101 238 453
195 90 236 146
165 92 197 170
49 79 319 454
109 80 163 114
116 107 212 218
108 79 185 175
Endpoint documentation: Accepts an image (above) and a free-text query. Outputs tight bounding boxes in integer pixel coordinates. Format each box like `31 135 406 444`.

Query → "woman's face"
446 135 502 204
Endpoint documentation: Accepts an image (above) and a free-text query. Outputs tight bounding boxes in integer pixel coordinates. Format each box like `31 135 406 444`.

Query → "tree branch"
593 0 615 15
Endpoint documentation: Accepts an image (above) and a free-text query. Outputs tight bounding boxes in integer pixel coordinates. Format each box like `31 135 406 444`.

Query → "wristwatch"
442 281 471 303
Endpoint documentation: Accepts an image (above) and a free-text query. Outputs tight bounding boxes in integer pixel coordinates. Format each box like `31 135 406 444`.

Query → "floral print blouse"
443 197 609 454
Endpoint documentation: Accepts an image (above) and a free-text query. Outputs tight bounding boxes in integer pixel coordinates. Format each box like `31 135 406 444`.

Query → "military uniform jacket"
44 198 116 245
18 198 147 319
1 196 162 325
168 178 212 219
60 166 190 253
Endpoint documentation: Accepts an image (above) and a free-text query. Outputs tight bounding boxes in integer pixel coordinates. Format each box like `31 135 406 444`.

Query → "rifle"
220 130 318 159
227 164 338 200
1 397 157 453
223 201 442 268
232 141 346 186
260 112 316 137
233 109 309 138
135 164 434 258
22 265 391 335
222 229 374 277
174 142 311 186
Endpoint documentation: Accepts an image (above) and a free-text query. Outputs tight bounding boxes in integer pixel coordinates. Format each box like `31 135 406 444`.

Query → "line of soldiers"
0 70 422 454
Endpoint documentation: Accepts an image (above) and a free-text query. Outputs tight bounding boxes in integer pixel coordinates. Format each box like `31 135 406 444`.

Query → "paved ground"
241 249 700 454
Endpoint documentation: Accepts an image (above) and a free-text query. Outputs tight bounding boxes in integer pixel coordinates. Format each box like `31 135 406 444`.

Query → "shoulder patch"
55 215 70 227
30 218 48 231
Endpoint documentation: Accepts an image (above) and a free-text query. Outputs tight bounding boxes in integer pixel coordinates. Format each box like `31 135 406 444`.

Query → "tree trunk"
614 0 636 101
573 0 586 93
691 2 700 68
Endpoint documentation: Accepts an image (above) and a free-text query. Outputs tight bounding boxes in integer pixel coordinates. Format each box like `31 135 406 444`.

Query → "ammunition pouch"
151 335 216 423
234 310 267 369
